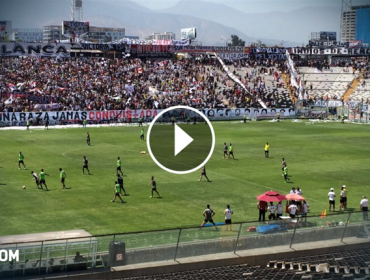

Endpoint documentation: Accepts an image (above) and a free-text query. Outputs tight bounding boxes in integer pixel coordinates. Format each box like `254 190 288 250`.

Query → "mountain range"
0 0 341 46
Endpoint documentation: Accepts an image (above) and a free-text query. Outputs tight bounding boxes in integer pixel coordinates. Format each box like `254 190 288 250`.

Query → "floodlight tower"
340 0 352 42
70 0 83 22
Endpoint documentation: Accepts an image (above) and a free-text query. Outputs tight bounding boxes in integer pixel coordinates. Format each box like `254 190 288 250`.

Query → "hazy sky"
135 0 369 12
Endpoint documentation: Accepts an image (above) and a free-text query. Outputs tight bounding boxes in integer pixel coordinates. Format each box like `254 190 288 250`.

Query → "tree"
0 34 11 42
229 35 245 47
255 40 267 48
104 35 112 42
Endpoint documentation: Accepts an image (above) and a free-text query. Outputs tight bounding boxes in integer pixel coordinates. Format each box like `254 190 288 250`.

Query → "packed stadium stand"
0 57 295 114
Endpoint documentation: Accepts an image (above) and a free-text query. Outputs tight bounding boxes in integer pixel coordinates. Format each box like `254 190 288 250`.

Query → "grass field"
0 120 369 237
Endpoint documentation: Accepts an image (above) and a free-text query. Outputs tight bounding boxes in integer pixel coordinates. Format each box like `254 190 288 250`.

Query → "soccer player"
117 174 127 195
140 128 144 141
39 169 49 190
276 112 280 122
283 166 290 183
31 171 40 189
281 158 287 175
227 143 234 160
138 117 143 127
82 156 90 175
26 119 30 130
341 114 345 124
148 176 161 198
111 181 125 203
200 204 218 230
83 118 87 128
224 204 233 231
171 116 176 126
264 142 269 158
45 119 49 130
243 114 247 123
59 168 66 189
187 115 190 125
223 142 228 159
18 151 27 170
198 166 210 182
86 132 90 146
116 157 123 176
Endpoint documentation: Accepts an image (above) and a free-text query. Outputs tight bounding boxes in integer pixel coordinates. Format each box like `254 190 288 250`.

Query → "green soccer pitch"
0 120 369 237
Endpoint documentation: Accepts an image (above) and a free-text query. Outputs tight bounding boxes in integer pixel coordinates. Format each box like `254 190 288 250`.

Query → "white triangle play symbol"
174 124 194 156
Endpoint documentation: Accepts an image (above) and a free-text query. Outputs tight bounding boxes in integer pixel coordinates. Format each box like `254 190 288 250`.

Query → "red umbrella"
257 191 286 202
286 193 305 201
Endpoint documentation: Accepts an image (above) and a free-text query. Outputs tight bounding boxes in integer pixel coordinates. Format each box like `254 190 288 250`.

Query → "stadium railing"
0 211 368 278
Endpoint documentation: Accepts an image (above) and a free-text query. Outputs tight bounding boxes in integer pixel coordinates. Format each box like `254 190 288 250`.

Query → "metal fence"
0 211 368 278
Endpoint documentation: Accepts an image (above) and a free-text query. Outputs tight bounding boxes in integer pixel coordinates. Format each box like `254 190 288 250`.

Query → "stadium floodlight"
70 0 83 21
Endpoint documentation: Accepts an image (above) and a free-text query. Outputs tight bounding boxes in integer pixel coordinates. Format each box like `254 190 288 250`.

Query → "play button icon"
147 106 215 174
174 124 194 156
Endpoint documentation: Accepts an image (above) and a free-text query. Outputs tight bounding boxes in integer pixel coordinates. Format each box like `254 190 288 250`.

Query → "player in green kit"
111 181 125 203
227 143 234 160
283 167 290 183
18 151 27 170
39 169 49 190
140 128 144 141
116 157 123 175
59 168 66 189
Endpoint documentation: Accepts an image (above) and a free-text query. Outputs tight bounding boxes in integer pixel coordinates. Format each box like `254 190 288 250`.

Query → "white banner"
0 108 296 126
290 47 370 55
217 53 249 60
1 43 70 57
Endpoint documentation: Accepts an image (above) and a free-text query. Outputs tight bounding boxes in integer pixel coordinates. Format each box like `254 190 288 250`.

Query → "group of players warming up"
19 150 67 190
30 167 67 190
223 143 234 160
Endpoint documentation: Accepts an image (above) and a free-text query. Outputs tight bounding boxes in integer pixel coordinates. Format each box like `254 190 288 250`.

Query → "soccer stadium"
0 1 370 279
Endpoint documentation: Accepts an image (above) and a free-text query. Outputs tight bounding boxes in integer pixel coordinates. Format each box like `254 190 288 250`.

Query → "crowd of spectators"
0 56 291 113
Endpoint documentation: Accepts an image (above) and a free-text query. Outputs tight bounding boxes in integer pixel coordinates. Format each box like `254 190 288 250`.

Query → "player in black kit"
86 132 90 146
198 166 210 182
82 156 90 174
117 174 127 195
148 176 161 198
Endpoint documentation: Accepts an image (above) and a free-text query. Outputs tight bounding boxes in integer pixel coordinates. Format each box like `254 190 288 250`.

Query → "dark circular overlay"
147 106 215 174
